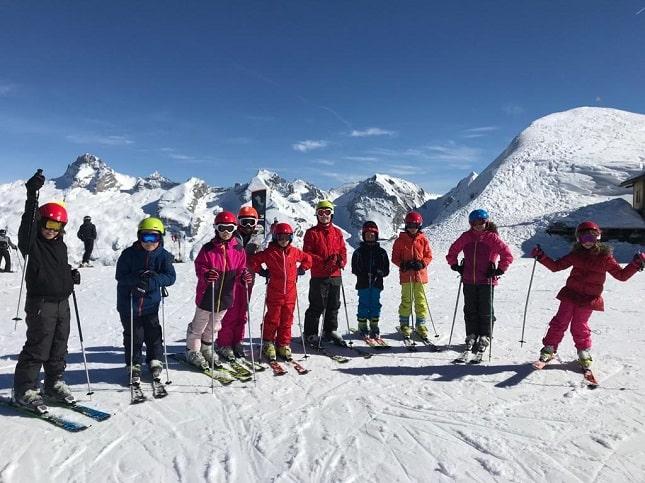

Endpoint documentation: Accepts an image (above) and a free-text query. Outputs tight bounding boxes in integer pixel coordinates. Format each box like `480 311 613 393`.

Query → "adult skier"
77 215 97 267
0 228 17 272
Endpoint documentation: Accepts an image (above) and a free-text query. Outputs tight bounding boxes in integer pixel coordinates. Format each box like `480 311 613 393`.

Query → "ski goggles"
275 234 292 242
238 217 257 227
578 232 600 244
405 222 420 229
139 232 162 243
316 208 333 216
42 219 64 232
215 224 236 233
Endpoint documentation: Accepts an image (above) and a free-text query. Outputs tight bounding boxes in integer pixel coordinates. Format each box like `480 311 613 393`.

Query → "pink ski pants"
542 299 593 351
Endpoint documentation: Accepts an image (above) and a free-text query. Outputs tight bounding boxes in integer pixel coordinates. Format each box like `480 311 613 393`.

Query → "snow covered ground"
1 253 643 482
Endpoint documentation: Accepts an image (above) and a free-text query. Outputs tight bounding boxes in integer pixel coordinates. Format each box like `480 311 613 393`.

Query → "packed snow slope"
424 107 645 254
0 257 644 482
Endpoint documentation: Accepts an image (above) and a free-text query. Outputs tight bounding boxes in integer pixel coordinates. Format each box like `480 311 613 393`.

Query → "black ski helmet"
361 221 379 240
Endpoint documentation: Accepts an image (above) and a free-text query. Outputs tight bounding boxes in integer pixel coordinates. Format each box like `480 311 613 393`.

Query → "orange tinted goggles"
43 219 64 231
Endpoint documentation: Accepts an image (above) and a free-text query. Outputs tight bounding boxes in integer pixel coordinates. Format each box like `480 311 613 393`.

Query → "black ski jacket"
351 241 390 290
18 195 73 301
77 222 97 241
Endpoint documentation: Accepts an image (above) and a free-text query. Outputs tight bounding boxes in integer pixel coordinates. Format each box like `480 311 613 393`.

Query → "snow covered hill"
424 108 645 256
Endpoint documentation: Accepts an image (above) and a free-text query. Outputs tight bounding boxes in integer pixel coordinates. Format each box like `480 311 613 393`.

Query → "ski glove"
25 170 45 196
450 264 464 275
140 270 157 280
530 245 544 260
486 266 504 278
71 269 81 285
258 268 270 278
240 269 253 285
375 268 385 277
205 269 220 283
134 278 148 294
633 252 645 270
408 260 424 271
297 267 306 276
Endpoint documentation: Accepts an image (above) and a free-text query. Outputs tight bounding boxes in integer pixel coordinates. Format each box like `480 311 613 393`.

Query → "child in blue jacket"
116 217 176 380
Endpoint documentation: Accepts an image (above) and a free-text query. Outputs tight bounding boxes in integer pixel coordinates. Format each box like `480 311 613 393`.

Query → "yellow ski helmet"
315 200 334 213
138 217 165 234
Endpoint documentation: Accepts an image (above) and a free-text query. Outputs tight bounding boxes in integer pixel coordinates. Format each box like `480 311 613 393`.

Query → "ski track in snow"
0 259 644 482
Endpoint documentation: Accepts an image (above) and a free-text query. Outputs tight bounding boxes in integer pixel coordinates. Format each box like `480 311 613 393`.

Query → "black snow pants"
13 297 71 396
463 283 496 337
303 276 342 337
119 312 163 366
82 240 94 264
0 248 10 272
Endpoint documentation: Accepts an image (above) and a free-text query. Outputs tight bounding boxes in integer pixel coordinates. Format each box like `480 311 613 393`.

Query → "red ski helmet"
272 222 294 242
576 220 600 234
404 211 423 226
214 211 237 225
237 206 258 219
39 202 68 224
361 221 379 240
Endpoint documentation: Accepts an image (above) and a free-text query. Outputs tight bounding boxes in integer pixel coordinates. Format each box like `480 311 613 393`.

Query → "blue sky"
1 1 644 194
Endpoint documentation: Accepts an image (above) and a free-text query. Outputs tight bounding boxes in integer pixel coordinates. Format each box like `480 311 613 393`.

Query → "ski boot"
369 317 380 339
399 323 413 338
148 359 163 379
233 343 246 359
323 331 347 347
539 345 556 363
475 335 490 354
465 334 477 352
357 318 369 337
200 342 219 367
577 349 593 369
263 341 277 361
415 323 429 340
14 388 46 412
127 363 142 383
276 345 292 361
219 346 236 363
187 349 210 370
44 380 75 403
306 334 320 346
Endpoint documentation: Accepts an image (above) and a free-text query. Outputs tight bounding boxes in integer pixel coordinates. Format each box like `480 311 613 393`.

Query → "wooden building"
620 171 645 218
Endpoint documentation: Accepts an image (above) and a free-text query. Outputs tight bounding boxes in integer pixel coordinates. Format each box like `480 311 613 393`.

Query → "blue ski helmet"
468 209 489 224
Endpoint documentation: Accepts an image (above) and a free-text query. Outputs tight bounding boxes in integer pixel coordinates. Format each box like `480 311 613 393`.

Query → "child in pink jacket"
185 211 251 369
531 220 643 368
446 209 513 357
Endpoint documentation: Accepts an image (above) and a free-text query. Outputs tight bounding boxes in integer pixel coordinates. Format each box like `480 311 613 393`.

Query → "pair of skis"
396 327 442 353
0 395 111 432
130 376 168 404
169 353 260 385
532 357 599 388
452 350 485 364
266 359 309 376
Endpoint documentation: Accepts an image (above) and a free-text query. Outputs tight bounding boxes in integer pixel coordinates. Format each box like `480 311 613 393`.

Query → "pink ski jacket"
446 229 513 286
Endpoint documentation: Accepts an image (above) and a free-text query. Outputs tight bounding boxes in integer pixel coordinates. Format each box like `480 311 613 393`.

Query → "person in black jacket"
351 221 390 338
0 228 17 272
13 170 81 410
77 215 97 267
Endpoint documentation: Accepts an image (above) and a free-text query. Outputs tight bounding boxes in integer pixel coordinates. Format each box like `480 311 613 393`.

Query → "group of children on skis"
9 169 645 410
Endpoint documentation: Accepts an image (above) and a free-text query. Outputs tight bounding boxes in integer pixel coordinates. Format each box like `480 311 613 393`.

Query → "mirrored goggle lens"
405 222 420 229
216 224 236 233
276 234 292 241
470 219 487 226
317 209 333 216
579 233 599 243
139 232 161 243
239 217 257 227
43 219 64 231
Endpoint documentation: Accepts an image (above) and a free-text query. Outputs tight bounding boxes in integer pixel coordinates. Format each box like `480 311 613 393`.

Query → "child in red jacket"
531 220 643 368
250 223 312 361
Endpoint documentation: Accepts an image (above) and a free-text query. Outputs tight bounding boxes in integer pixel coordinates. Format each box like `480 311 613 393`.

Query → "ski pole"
160 286 172 385
129 292 134 390
210 271 225 395
339 271 353 347
488 273 494 363
244 283 257 383
259 294 267 360
520 254 539 347
420 286 439 338
448 275 462 346
295 284 309 360
13 247 23 272
409 274 416 332
13 169 42 329
72 290 94 396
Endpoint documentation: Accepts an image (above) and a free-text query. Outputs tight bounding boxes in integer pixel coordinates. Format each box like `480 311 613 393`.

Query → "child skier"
351 221 390 339
216 206 265 362
391 211 433 340
115 217 176 381
531 220 644 368
186 211 251 369
446 209 514 358
13 170 81 409
250 223 312 361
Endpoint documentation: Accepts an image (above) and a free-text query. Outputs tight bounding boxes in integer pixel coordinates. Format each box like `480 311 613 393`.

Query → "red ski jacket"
303 223 347 278
250 243 312 304
539 244 640 311
446 228 513 286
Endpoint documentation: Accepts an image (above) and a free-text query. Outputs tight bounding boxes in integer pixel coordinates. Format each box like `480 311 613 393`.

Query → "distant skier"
392 211 433 340
185 211 250 369
351 221 390 339
216 206 264 362
302 200 348 346
77 215 97 267
530 221 643 368
115 217 176 381
0 228 17 272
446 209 513 360
250 222 312 361
13 170 81 409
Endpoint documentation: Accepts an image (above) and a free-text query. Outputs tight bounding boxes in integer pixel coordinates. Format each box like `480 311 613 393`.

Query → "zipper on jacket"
282 249 287 295
138 251 149 316
215 242 227 312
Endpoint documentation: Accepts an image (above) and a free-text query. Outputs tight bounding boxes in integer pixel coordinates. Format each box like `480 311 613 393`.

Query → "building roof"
620 171 645 187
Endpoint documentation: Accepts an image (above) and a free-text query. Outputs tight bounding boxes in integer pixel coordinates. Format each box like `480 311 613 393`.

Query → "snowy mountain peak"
133 171 178 191
53 153 136 192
